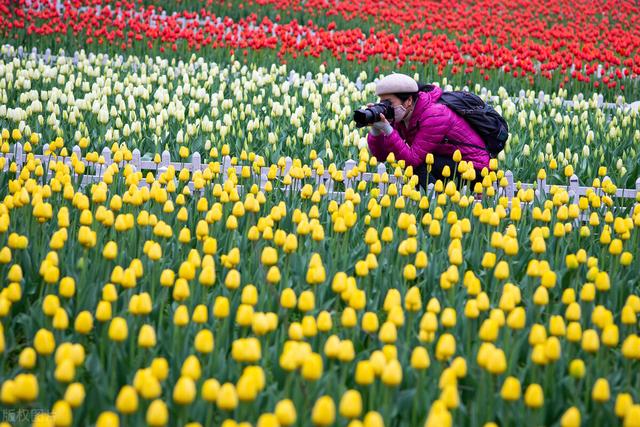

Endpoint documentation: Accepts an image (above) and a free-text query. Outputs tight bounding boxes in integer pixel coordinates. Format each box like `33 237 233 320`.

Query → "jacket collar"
405 87 442 130
402 108 413 126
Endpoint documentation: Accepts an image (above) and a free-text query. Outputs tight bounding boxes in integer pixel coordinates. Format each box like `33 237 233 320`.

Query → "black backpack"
421 85 509 158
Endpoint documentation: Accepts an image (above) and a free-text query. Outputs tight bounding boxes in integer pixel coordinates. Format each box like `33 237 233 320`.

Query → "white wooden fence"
1 143 639 207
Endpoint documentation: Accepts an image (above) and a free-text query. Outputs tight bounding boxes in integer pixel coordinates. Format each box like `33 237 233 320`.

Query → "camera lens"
353 109 375 128
353 100 393 128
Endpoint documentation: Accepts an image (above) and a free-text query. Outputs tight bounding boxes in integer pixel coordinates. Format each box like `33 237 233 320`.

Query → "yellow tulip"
311 396 335 426
592 378 610 403
116 385 138 414
524 384 543 408
173 376 196 405
560 407 581 427
275 399 297 425
146 399 168 426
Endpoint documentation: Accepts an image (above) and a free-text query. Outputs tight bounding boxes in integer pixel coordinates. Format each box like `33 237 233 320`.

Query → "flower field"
0 1 639 427
2 0 640 97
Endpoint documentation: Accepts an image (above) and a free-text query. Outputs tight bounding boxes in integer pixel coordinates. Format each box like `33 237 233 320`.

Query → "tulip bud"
435 333 456 361
615 393 633 418
53 356 76 383
34 329 55 355
592 378 610 403
355 361 374 385
275 399 297 425
19 347 36 369
52 400 73 426
487 348 507 374
501 376 521 401
524 384 544 408
138 324 157 348
301 353 323 381
339 389 362 419
213 297 230 318
194 330 215 353
280 288 297 309
108 317 128 342
381 359 402 386
64 382 85 408
560 407 581 427
116 385 139 414
14 373 39 401
181 355 202 380
311 396 335 426
173 376 196 405
146 399 168 426
410 346 430 370
567 359 585 379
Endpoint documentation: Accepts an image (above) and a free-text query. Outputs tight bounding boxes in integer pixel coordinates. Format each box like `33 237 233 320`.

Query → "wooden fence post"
14 142 23 173
222 155 231 178
39 143 50 178
427 182 435 198
344 159 356 190
101 146 112 166
283 157 293 194
504 170 515 200
314 158 324 188
568 174 580 205
191 151 201 173
131 148 141 172
259 167 269 191
158 150 170 174
377 163 386 195
536 174 547 199
283 157 293 176
72 145 82 169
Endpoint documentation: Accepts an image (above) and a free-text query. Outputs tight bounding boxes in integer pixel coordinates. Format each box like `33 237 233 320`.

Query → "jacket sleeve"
386 110 451 167
367 131 391 162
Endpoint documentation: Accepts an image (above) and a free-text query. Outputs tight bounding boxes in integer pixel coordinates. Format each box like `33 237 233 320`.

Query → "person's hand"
376 113 390 125
364 103 392 135
370 112 393 136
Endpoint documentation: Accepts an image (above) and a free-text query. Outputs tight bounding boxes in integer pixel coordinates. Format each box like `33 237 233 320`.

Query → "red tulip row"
1 0 638 91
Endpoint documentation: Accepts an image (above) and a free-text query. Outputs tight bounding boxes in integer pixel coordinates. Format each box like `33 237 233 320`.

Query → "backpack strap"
442 136 489 153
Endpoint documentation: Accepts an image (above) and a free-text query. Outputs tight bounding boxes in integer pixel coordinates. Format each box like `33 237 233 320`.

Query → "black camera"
353 100 394 128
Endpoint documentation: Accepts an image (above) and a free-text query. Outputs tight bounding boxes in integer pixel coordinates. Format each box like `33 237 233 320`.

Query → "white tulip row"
4 44 637 111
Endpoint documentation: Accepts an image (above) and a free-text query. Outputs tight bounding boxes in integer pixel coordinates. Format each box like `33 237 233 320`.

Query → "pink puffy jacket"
367 86 490 170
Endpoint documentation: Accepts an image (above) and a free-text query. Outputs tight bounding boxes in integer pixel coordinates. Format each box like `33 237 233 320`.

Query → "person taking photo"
364 73 492 189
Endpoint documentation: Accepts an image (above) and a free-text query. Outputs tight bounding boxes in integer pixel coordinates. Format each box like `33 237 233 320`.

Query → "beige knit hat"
375 73 419 96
